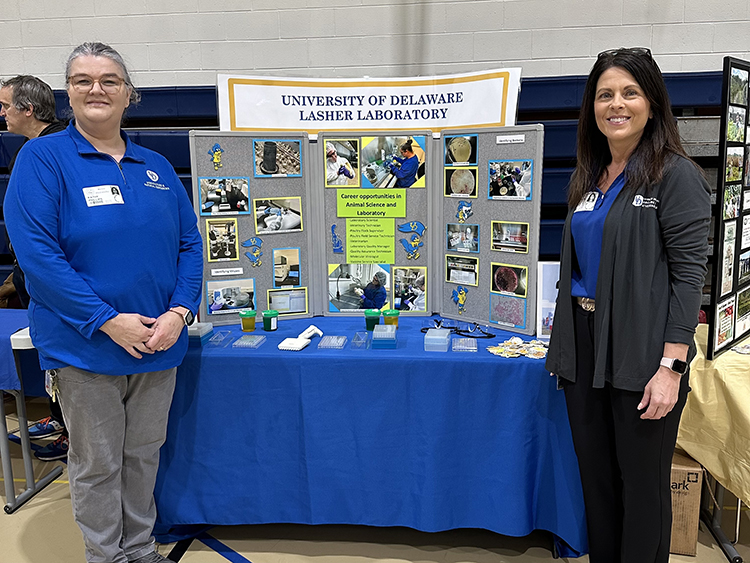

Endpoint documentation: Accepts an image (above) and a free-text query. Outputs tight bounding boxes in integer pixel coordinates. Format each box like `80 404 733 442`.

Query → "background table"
678 324 750 506
153 316 587 557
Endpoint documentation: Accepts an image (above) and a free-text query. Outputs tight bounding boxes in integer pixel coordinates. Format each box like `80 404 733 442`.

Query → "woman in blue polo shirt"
546 48 710 563
4 42 202 563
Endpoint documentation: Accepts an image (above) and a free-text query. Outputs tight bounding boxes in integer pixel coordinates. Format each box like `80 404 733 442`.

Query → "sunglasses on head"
597 47 652 60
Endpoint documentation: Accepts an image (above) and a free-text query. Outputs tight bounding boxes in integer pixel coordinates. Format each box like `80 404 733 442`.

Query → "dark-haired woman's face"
594 66 651 154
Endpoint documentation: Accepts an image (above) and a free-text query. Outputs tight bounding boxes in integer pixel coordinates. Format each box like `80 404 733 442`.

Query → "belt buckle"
578 297 595 312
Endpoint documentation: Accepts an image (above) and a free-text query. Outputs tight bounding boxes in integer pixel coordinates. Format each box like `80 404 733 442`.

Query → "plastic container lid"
382 309 399 317
262 309 279 318
364 309 381 317
239 310 255 318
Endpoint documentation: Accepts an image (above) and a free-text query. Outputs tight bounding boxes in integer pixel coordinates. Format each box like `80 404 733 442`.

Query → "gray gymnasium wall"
2 0 748 88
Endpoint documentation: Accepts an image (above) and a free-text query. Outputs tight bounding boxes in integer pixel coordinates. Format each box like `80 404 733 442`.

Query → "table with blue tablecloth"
0 309 45 397
153 316 587 557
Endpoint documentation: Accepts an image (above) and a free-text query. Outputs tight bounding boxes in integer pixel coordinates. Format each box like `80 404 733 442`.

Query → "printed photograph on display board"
744 152 750 185
736 286 750 337
327 263 390 311
730 67 749 105
739 249 750 285
206 278 255 315
489 160 533 200
267 287 308 315
727 105 746 143
726 147 744 182
492 221 529 254
360 135 426 188
445 255 478 286
392 266 427 312
742 215 750 249
253 139 302 178
491 263 528 298
744 190 750 209
724 183 742 219
324 139 360 187
537 262 560 341
446 223 479 253
490 293 527 329
444 167 478 197
253 197 303 234
206 218 238 262
199 177 250 216
722 220 736 295
444 135 478 166
273 247 301 288
715 295 735 351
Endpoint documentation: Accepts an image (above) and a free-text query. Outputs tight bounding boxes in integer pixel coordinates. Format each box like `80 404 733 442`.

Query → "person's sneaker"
28 416 65 439
131 551 169 563
34 434 69 461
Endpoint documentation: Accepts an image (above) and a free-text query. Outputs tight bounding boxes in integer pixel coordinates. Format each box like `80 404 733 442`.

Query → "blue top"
391 154 419 187
3 122 203 375
570 173 625 299
361 283 387 309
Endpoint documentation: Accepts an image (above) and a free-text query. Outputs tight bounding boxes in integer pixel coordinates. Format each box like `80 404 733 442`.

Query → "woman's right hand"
100 313 157 359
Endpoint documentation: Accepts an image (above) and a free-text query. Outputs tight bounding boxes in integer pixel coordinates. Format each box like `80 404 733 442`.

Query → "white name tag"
574 191 599 212
83 185 124 207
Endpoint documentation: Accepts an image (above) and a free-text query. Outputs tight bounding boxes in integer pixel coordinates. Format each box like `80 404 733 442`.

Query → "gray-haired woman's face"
67 55 130 129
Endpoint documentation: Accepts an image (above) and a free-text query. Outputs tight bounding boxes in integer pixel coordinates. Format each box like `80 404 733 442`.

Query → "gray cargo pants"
56 366 177 563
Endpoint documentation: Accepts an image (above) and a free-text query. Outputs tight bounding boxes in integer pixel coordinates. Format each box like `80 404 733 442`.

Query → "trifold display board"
190 126 543 335
708 56 750 358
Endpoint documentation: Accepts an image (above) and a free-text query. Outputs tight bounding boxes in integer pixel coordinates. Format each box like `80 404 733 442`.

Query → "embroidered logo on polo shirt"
144 170 169 191
632 195 659 209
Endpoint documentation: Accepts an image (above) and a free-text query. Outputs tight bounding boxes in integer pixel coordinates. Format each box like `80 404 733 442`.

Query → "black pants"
564 305 688 563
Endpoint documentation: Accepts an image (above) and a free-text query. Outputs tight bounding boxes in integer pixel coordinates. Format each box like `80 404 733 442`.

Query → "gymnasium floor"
2 396 749 563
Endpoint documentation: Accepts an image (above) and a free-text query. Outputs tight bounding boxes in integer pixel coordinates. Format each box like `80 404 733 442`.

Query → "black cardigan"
545 155 711 392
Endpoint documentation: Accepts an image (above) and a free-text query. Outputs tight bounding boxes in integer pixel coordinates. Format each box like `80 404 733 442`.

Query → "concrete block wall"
0 0 748 88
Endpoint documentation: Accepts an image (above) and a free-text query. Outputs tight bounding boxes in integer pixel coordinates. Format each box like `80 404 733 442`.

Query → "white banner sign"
217 69 521 133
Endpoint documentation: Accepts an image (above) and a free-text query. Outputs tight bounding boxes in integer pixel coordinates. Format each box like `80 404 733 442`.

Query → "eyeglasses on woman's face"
68 74 125 94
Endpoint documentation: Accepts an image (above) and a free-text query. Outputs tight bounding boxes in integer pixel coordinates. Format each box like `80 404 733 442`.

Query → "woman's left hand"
145 310 185 352
637 367 682 420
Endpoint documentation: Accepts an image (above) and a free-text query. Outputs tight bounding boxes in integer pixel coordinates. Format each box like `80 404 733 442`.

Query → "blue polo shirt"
570 173 625 299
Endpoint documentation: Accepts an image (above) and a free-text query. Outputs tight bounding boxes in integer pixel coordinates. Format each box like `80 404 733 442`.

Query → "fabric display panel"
190 132 313 325
317 131 432 316
438 125 543 335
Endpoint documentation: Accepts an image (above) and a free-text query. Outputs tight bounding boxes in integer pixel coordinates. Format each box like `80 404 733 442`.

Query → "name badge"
574 191 599 212
83 185 124 207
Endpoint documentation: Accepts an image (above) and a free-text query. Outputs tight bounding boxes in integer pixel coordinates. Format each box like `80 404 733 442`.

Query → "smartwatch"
660 357 688 376
168 308 195 326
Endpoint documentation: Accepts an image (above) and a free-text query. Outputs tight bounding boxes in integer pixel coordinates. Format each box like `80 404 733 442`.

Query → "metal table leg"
0 343 63 514
701 475 743 563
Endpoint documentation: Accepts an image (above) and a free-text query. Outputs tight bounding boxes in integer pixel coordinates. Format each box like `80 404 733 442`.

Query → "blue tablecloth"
153 316 588 556
0 309 32 391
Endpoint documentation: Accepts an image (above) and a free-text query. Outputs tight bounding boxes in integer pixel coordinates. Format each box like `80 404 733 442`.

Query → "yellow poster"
337 189 406 218
346 219 395 264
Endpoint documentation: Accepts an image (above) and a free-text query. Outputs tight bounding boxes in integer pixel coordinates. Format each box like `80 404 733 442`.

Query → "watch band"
168 308 196 326
659 357 688 376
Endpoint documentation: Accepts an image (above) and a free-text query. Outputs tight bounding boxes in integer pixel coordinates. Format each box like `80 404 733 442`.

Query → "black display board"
707 57 750 358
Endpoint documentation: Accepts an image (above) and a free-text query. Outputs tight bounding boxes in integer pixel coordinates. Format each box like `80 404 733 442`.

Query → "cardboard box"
670 449 703 556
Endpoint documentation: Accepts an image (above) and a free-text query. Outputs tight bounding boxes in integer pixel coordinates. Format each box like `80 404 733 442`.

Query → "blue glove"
342 166 354 179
